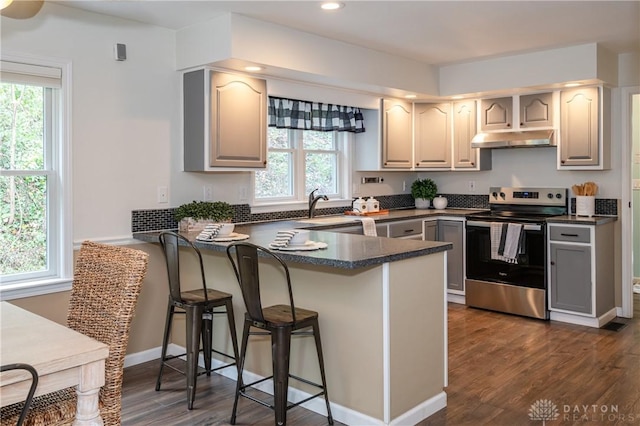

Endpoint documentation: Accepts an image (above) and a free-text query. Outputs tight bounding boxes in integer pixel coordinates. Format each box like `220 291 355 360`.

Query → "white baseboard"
549 307 617 328
124 344 445 425
447 293 465 305
390 391 447 426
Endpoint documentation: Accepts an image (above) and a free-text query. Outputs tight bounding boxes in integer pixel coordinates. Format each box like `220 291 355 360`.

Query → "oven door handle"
466 220 543 231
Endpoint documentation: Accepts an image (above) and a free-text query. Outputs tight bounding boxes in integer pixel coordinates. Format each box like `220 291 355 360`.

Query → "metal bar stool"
0 363 39 426
157 231 239 410
226 242 333 426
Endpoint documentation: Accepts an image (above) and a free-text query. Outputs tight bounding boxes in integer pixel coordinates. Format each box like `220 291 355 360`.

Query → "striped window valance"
268 96 365 133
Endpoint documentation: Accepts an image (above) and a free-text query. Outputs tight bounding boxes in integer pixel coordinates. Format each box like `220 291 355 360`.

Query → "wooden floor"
121 294 639 425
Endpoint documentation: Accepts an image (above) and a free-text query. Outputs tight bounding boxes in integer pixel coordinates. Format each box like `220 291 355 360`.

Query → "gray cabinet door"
438 220 464 291
560 87 599 167
453 100 477 169
549 243 592 314
210 71 267 168
423 221 437 241
381 98 413 168
414 103 451 168
480 97 512 131
520 92 553 128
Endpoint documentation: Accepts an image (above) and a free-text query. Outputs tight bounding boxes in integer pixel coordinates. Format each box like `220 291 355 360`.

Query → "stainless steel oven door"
465 220 546 289
465 220 548 319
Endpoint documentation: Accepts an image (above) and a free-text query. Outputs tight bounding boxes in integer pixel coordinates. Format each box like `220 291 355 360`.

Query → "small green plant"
174 201 234 222
411 178 438 200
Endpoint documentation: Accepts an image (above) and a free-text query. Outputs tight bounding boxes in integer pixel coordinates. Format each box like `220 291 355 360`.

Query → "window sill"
1 278 73 301
250 199 352 214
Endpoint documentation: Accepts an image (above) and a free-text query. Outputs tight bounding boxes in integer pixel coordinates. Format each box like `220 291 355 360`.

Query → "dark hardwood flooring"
121 294 640 425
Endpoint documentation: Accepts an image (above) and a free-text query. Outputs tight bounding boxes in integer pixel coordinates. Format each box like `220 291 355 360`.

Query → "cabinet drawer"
388 220 423 237
549 226 590 243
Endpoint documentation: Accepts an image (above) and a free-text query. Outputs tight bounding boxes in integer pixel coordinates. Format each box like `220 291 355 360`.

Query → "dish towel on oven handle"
358 217 377 237
490 222 523 263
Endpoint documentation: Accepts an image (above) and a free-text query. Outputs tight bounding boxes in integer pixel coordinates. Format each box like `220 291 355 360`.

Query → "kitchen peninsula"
134 225 451 425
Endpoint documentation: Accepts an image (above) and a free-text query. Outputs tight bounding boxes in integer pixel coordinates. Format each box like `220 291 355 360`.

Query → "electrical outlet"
203 185 213 201
468 181 476 192
157 186 168 203
402 181 406 191
238 185 249 202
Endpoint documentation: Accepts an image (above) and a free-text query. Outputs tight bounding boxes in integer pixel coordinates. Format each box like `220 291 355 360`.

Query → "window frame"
0 53 73 300
252 128 352 212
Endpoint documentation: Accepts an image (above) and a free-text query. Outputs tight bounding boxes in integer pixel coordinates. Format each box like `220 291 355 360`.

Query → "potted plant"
174 200 234 232
411 178 438 209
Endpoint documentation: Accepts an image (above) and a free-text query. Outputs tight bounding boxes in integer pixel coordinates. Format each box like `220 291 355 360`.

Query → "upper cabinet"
414 103 451 169
381 98 413 169
453 100 490 170
480 97 513 131
519 92 554 128
559 86 610 170
183 69 267 171
355 98 490 171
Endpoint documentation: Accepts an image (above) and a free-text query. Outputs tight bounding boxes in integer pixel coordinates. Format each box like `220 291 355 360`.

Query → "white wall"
1 3 177 242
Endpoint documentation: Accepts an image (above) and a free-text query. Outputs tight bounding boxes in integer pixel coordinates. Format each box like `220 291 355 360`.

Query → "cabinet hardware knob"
471 162 475 166
263 160 267 165
506 123 511 127
520 122 524 126
550 261 555 266
561 160 565 164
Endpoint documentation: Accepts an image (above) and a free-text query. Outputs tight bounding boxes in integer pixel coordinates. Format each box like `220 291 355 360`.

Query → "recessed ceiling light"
405 94 417 99
451 95 464 100
564 82 581 87
321 2 344 10
244 66 263 72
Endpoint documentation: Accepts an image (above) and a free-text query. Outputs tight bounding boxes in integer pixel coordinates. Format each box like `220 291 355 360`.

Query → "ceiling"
52 0 640 66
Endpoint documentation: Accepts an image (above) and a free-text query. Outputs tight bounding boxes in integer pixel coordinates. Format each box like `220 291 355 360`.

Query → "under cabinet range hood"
470 129 555 149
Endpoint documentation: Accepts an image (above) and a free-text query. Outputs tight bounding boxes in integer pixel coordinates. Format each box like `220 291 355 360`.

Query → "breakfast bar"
134 227 451 425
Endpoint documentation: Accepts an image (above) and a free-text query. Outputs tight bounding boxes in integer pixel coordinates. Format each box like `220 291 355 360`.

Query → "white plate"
269 241 328 251
197 233 250 242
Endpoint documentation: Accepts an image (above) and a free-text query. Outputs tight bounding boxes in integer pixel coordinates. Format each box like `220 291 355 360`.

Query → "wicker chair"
0 241 149 426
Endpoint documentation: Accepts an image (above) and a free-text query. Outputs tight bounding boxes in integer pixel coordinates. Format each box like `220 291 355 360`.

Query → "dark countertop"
133 226 452 270
545 215 618 225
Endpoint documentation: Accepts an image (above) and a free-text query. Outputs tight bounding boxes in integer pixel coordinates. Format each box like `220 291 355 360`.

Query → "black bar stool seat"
156 231 239 410
226 242 333 426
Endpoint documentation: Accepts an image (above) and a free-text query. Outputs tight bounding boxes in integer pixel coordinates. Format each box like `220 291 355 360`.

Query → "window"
254 127 347 203
0 57 72 299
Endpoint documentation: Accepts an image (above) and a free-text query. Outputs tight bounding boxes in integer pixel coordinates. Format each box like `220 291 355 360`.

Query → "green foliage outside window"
0 83 47 276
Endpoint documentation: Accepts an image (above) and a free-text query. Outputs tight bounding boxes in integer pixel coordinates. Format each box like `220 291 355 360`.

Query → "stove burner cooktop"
467 186 569 223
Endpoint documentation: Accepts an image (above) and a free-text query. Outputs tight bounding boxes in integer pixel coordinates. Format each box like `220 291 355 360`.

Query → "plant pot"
414 198 430 209
178 218 215 232
433 196 448 210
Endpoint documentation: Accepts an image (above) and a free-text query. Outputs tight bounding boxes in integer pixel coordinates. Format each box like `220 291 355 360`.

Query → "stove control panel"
489 187 567 206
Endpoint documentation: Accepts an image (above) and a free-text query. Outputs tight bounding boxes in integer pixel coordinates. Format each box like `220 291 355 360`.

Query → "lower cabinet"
424 219 464 292
547 222 615 327
549 242 591 313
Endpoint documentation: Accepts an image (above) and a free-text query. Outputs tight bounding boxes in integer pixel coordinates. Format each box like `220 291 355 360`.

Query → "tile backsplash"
131 193 618 233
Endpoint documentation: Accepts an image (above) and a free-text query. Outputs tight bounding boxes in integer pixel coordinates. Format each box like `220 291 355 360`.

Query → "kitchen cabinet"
381 98 413 169
559 86 611 170
453 100 491 170
388 219 423 239
424 219 465 293
414 103 451 169
480 97 512 131
183 69 267 171
548 222 615 327
519 92 554 128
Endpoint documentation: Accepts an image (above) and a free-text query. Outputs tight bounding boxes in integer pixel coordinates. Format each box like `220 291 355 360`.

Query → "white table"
0 302 109 426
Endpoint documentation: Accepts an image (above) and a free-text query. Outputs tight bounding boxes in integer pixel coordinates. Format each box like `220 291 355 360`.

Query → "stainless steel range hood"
471 129 555 149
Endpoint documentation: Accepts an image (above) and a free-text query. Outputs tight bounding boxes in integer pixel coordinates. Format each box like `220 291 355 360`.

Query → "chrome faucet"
308 188 329 218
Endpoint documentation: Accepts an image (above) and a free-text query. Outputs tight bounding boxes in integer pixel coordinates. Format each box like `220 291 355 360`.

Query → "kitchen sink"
296 216 358 225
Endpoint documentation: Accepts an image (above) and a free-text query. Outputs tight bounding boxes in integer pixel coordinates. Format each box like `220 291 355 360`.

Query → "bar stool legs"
230 319 333 426
156 298 239 411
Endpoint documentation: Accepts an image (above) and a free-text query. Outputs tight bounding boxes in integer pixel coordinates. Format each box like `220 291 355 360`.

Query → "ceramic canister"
366 197 380 212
